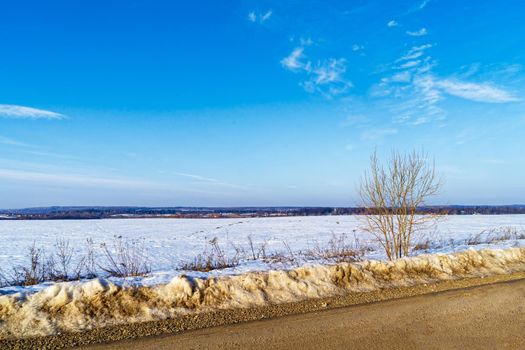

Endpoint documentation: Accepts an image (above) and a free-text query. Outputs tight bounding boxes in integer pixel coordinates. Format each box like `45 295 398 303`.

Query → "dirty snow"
1 247 525 339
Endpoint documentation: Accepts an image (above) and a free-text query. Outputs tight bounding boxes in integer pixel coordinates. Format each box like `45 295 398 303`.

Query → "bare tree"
359 149 443 260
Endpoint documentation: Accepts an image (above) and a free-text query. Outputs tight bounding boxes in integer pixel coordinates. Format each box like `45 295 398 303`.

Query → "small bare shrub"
1 242 77 286
359 149 444 260
83 238 97 278
45 238 75 281
7 243 47 286
45 238 93 281
100 236 151 277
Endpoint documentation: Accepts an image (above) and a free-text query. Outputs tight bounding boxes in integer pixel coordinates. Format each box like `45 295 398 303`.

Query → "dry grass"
0 236 151 287
306 233 369 263
413 238 432 251
181 237 240 272
263 243 298 265
467 226 525 246
0 232 369 287
247 235 268 260
411 226 525 254
181 233 369 270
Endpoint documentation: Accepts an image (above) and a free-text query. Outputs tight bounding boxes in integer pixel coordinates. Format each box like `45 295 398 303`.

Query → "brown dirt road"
81 278 525 350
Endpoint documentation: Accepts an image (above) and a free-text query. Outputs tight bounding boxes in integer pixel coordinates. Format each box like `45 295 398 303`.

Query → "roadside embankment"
1 247 525 349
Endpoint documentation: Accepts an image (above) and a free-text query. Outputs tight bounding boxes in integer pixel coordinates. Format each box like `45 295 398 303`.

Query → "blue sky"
1 0 524 208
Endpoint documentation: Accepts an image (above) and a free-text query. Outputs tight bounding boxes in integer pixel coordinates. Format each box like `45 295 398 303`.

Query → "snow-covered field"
1 215 525 290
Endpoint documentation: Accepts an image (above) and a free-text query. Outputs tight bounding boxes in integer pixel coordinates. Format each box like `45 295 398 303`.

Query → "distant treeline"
0 205 524 220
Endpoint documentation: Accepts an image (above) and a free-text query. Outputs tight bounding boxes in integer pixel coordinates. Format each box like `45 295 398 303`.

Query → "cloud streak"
0 136 30 147
418 0 431 10
434 79 519 103
174 172 246 189
406 28 428 37
360 128 398 141
405 0 432 14
387 20 398 27
0 104 64 119
247 10 272 24
0 168 159 189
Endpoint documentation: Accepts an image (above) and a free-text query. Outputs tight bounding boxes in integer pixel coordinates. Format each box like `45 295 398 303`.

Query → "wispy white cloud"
389 71 412 83
405 0 431 14
375 42 519 126
0 168 159 189
0 136 30 147
360 128 398 141
398 44 432 61
247 10 272 24
174 172 246 189
434 79 519 103
387 20 398 27
281 47 304 71
399 60 421 69
302 59 351 96
400 50 424 60
340 114 368 127
458 63 523 83
0 167 229 196
22 150 83 160
174 171 221 183
418 0 431 10
0 136 83 161
299 37 314 46
454 128 480 145
411 116 431 125
352 44 364 52
413 74 519 105
0 104 64 119
281 47 352 98
407 44 433 54
406 28 428 36
261 10 272 22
